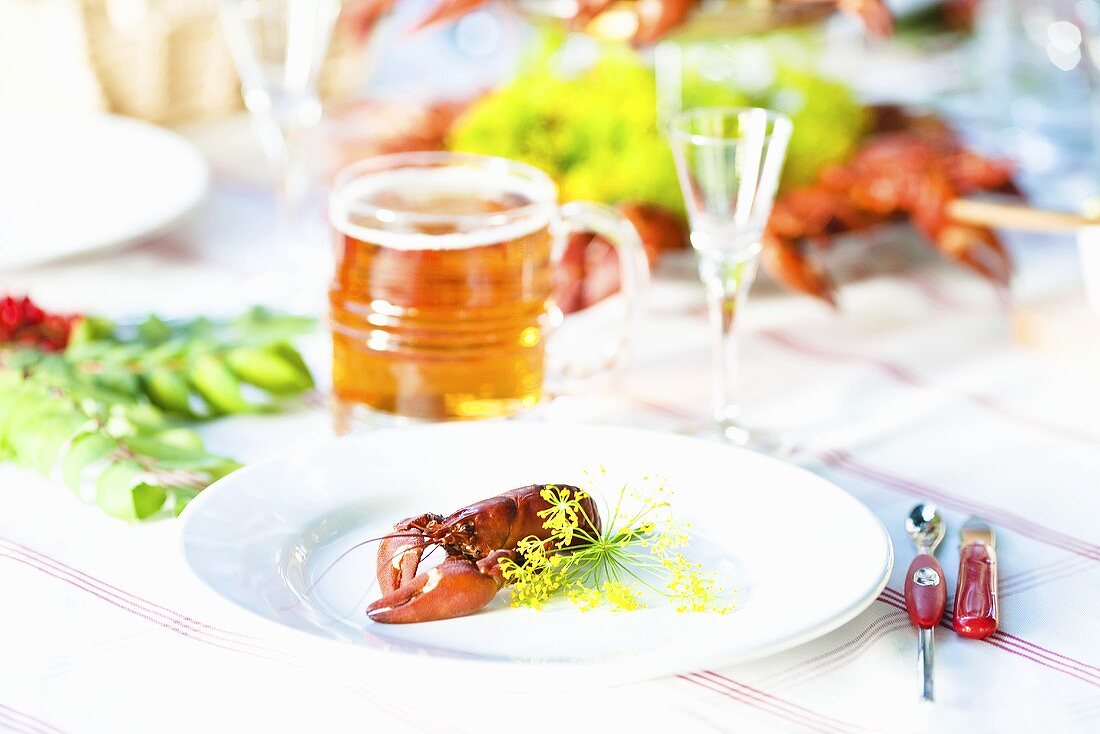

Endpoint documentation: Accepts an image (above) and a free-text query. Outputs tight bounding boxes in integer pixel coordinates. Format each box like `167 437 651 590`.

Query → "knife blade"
953 517 998 639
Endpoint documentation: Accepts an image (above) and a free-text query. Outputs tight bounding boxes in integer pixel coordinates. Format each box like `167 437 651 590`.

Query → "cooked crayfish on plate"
367 484 602 623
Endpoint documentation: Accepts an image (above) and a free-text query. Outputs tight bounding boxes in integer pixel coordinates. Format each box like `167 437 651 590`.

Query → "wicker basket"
0 0 370 126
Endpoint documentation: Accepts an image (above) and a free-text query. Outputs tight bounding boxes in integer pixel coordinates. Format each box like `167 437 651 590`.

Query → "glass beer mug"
328 152 649 427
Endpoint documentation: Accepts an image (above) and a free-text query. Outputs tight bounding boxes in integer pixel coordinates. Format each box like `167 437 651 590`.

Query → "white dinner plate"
180 423 892 687
0 115 209 270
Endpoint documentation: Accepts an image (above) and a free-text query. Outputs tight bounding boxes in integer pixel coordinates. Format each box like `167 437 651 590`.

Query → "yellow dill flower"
566 586 603 612
603 581 643 611
537 485 588 545
500 475 733 615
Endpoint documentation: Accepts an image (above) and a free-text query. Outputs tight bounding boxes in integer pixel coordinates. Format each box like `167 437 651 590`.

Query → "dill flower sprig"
497 479 734 614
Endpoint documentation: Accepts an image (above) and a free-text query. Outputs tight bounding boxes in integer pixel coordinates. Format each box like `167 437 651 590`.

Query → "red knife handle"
953 542 998 639
904 554 947 629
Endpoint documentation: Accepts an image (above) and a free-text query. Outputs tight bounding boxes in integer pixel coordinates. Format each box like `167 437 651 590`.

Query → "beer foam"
331 167 554 250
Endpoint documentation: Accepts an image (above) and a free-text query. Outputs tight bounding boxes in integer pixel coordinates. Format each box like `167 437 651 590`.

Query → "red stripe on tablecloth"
0 711 39 734
0 541 257 647
618 390 708 424
697 671 898 733
0 549 446 733
1002 560 1095 597
781 617 912 687
823 451 1100 562
1000 556 1082 589
678 673 846 733
0 538 257 641
761 611 907 684
759 329 1100 449
0 703 65 734
899 272 961 310
994 630 1100 674
877 588 1100 684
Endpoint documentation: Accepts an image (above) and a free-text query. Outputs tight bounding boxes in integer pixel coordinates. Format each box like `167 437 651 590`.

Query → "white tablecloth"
1 135 1098 734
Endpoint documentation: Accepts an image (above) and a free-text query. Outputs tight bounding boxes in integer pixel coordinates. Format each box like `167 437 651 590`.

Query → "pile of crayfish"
367 484 600 623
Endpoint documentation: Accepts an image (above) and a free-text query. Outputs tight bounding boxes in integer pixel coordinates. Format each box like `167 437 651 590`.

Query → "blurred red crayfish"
342 0 894 43
761 112 1017 304
367 484 601 623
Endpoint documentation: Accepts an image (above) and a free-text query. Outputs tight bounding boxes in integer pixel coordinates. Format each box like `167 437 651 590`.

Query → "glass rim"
667 106 792 147
330 151 559 227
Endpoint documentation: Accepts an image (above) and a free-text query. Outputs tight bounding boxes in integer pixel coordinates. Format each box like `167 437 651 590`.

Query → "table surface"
1 122 1099 734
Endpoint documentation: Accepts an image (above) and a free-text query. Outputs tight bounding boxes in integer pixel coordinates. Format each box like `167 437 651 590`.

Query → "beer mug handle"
545 201 650 397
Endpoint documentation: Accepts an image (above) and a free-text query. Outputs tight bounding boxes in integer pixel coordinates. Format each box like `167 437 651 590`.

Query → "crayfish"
343 0 894 45
761 109 1018 304
366 484 602 623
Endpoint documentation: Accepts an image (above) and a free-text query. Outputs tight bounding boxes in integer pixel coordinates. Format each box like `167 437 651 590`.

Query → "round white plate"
0 115 209 270
180 423 892 687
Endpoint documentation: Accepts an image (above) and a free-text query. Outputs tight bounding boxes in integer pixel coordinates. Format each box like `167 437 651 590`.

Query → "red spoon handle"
953 543 998 638
904 554 947 629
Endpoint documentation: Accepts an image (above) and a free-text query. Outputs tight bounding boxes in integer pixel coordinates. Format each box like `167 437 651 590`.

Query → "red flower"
0 295 80 352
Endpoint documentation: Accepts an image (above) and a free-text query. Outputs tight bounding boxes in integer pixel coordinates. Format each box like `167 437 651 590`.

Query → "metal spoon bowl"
906 503 945 556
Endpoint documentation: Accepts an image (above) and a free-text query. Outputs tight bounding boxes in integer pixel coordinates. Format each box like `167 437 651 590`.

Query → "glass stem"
697 248 759 428
276 121 311 257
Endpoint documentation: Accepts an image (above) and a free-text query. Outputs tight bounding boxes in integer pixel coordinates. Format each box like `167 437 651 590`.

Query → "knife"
953 518 998 639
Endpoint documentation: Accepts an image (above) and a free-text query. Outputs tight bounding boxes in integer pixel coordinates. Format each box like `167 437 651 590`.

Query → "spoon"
904 503 947 702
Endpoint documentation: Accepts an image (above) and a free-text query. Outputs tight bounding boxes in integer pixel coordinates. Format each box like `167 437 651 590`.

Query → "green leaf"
154 427 204 452
124 435 208 462
67 316 116 346
142 367 193 415
167 486 201 516
137 315 172 344
225 345 313 395
206 457 243 481
189 354 252 414
7 401 85 474
61 433 117 491
95 461 166 520
92 370 141 397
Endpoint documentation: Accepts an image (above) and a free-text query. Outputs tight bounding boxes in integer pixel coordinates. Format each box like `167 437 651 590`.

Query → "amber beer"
329 156 557 421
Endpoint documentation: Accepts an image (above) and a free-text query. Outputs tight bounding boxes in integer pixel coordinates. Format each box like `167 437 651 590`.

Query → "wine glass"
668 107 793 454
219 0 342 302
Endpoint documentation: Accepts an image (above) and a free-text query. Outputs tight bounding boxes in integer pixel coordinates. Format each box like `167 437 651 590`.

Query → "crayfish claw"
377 531 426 595
935 225 1013 286
761 235 839 306
367 554 511 624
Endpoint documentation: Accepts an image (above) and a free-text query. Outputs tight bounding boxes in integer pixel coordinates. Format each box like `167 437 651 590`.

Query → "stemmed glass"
219 0 342 300
668 107 793 454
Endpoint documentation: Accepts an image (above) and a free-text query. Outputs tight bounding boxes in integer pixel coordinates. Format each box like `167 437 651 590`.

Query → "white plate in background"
0 115 209 270
180 423 892 688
